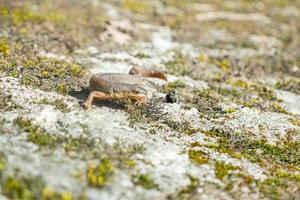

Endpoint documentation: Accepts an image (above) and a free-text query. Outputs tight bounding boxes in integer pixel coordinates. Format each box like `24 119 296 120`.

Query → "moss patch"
188 149 209 165
0 38 10 57
176 176 199 198
0 92 23 111
205 128 300 166
38 98 71 113
275 78 300 95
87 158 114 188
122 0 152 14
1 174 73 200
164 51 191 76
190 89 224 119
132 174 158 190
1 54 86 94
162 80 187 93
214 161 240 180
14 117 95 151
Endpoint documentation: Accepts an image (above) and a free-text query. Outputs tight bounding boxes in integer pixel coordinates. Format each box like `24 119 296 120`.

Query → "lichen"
14 117 96 151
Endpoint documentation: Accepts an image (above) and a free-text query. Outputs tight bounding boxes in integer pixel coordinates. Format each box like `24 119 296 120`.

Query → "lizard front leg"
83 91 148 110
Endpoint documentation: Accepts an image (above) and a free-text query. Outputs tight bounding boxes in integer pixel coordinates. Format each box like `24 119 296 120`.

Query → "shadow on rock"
69 87 126 110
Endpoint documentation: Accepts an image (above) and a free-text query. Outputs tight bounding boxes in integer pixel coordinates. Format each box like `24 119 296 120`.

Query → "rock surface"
0 0 299 199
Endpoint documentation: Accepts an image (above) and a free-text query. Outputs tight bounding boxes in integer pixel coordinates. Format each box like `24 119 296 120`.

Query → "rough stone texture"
0 0 300 200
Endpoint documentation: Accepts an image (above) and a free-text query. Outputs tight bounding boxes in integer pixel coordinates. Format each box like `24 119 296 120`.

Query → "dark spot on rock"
166 90 179 103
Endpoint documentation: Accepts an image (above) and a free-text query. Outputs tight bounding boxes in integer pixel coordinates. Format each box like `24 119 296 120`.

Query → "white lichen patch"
0 134 87 195
276 90 300 115
196 12 271 24
224 107 297 144
204 148 267 181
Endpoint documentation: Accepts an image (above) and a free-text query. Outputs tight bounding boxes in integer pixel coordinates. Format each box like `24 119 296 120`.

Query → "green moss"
258 171 300 200
255 140 300 165
132 174 158 190
275 78 300 95
0 92 23 111
229 79 250 89
9 7 45 25
126 103 150 126
214 161 239 180
0 155 5 177
227 79 278 103
1 175 72 200
42 187 73 200
126 101 199 135
62 136 96 152
163 80 186 93
190 89 224 119
204 128 300 166
0 43 86 94
164 51 191 76
176 176 199 197
87 158 114 187
133 52 150 58
21 56 85 94
0 38 10 57
275 170 300 184
14 117 57 147
3 176 44 200
0 58 13 71
216 58 231 72
38 98 70 113
289 117 300 126
124 159 136 168
223 107 237 114
271 102 289 114
14 117 95 151
188 150 209 165
165 120 199 135
122 0 151 14
212 81 287 113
